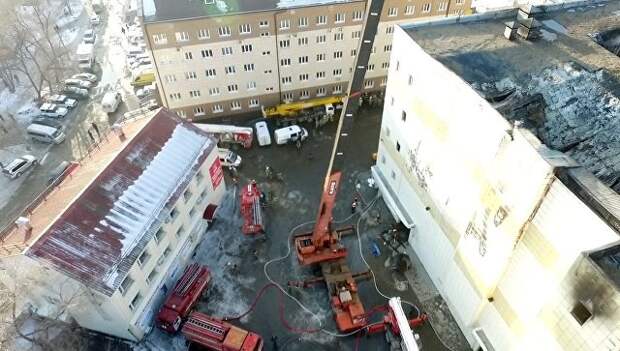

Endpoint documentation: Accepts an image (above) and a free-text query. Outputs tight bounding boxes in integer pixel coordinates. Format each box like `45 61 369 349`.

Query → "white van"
101 92 122 113
255 121 272 146
274 125 308 145
27 123 66 144
217 148 242 167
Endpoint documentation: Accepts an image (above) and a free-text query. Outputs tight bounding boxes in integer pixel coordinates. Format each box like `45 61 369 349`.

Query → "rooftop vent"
504 5 542 41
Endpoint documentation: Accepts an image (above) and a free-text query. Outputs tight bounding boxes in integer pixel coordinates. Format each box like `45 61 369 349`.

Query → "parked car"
27 123 66 144
39 103 69 118
64 78 93 90
101 91 122 113
90 14 100 26
47 161 71 184
32 116 64 130
130 72 155 87
2 155 37 179
72 72 98 83
83 29 96 44
61 86 89 100
255 121 272 146
274 125 308 145
218 148 242 167
47 94 78 109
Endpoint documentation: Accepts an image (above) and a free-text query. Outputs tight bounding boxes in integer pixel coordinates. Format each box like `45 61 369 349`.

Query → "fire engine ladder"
389 297 419 351
252 199 263 228
175 264 200 296
187 316 227 341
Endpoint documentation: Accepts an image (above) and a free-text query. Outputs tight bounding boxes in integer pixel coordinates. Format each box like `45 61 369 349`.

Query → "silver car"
64 78 93 90
2 155 37 179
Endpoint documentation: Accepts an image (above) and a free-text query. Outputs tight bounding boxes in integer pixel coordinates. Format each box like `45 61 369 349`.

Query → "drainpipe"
445 0 453 17
273 10 285 104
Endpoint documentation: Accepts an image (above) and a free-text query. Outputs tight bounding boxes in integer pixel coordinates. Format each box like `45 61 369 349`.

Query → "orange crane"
291 0 386 333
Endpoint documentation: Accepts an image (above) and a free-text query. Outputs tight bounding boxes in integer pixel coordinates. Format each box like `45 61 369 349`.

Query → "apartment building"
372 3 620 350
140 0 472 120
0 109 226 341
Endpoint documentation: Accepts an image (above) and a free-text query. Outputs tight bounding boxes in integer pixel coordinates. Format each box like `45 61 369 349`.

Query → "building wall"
374 25 620 350
143 0 472 120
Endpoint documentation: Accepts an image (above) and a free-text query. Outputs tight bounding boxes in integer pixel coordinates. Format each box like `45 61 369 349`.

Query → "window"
212 104 223 113
364 79 374 89
352 10 363 21
282 93 293 102
571 301 593 325
299 73 309 81
279 39 290 48
197 28 210 39
396 141 401 151
298 17 308 27
161 245 171 260
230 101 241 110
247 81 257 90
280 58 291 66
333 68 342 77
147 268 158 285
317 87 326 96
153 33 167 45
137 249 151 267
239 23 251 34
422 3 431 13
185 71 197 80
384 44 392 52
299 56 308 64
184 51 193 60
175 31 190 42
316 15 327 25
408 75 413 85
455 0 464 5
316 71 325 79
300 90 309 99
261 32 270 37
282 76 292 85
333 51 343 59
367 64 375 72
381 155 386 164
259 20 269 27
176 225 185 237
201 49 213 58
405 5 415 15
334 33 344 41
298 37 308 46
244 63 255 72
119 275 134 295
386 26 394 34
316 35 326 44
205 68 216 78
222 47 233 56
396 61 400 71
391 170 396 180
387 7 398 17
218 25 231 37
169 93 181 101
129 293 143 311
209 87 220 96
249 98 259 107
381 62 389 69
351 49 357 57
193 107 205 116
164 74 176 83
438 2 447 11
279 19 290 30
401 111 407 122
390 96 395 106
352 31 361 39
241 44 253 53
264 70 272 74
160 55 173 65
228 84 239 93
189 90 201 98
316 53 325 62
333 85 343 94
335 13 345 23
177 110 186 118
183 188 193 202
225 65 236 75
371 46 377 54
262 51 271 55
154 228 165 243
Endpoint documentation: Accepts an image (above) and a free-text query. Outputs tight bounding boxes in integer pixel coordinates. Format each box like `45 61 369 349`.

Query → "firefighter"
351 197 359 214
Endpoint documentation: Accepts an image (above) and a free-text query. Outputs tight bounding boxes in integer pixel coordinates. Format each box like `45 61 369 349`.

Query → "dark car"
61 86 89 100
32 116 64 130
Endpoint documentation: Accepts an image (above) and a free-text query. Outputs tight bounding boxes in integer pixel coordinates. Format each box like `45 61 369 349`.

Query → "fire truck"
182 312 264 351
240 181 264 235
193 124 254 149
156 263 211 333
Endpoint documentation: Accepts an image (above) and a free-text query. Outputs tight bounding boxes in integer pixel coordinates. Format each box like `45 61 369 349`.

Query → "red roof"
26 109 217 295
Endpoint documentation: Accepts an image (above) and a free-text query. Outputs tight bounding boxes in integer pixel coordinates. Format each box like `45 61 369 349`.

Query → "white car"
72 72 98 83
64 78 93 89
39 103 69 118
255 121 272 146
218 149 242 167
90 14 100 25
47 94 78 109
2 155 37 179
83 29 96 44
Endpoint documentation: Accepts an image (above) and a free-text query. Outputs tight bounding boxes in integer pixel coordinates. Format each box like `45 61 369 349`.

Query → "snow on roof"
26 109 216 295
276 0 348 9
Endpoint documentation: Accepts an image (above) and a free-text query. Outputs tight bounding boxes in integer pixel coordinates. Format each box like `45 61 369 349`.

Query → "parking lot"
0 0 147 230
145 105 468 351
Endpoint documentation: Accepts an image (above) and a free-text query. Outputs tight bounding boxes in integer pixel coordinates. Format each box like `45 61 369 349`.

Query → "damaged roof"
404 1 620 192
25 109 216 295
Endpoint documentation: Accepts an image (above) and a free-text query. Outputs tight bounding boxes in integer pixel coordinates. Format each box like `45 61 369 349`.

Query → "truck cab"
274 125 308 145
182 312 264 351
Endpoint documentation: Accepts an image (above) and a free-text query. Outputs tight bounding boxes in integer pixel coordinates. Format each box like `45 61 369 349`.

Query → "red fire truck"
156 263 211 333
182 312 264 351
240 181 264 235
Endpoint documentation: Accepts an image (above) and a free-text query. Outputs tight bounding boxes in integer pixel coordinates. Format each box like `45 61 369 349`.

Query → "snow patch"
540 29 558 41
542 19 568 34
277 0 348 9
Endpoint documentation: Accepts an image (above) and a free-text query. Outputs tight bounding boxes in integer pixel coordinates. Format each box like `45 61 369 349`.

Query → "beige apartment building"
140 0 472 120
0 109 226 341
